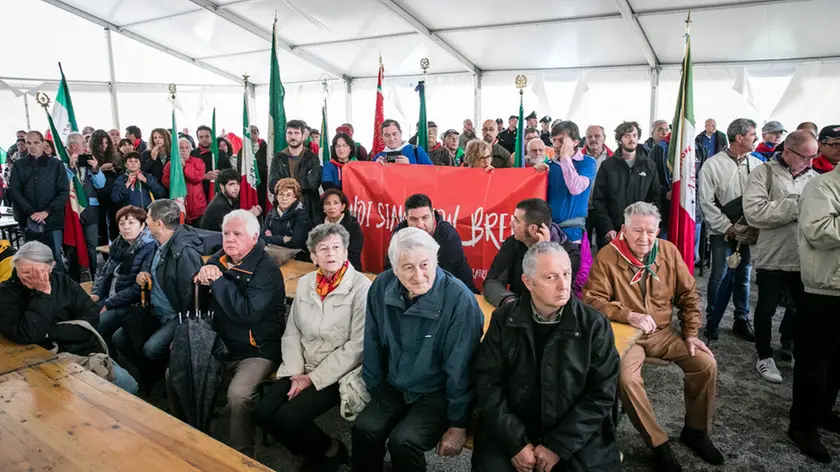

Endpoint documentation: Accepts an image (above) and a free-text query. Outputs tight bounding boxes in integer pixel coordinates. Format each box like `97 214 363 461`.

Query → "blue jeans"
113 316 179 361
705 234 751 332
694 222 702 261
112 361 139 395
98 307 128 352
22 226 65 273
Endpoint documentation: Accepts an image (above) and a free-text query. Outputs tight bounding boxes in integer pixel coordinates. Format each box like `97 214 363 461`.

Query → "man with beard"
201 169 262 232
268 120 322 223
481 119 512 168
459 118 477 150
191 125 233 202
591 122 661 249
539 116 552 146
498 115 519 154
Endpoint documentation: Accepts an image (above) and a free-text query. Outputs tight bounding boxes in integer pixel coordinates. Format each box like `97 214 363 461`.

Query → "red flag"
63 199 89 268
370 58 385 157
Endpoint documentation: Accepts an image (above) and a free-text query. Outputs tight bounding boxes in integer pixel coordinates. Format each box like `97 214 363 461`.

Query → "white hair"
222 209 260 237
13 241 56 265
388 227 440 269
307 223 350 253
624 201 661 225
522 241 568 278
67 132 85 147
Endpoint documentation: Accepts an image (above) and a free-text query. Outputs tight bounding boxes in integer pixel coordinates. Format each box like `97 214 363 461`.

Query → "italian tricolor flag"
666 16 696 272
240 89 260 211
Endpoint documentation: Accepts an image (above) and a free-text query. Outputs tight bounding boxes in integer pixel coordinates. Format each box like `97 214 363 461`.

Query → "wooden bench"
0 335 57 376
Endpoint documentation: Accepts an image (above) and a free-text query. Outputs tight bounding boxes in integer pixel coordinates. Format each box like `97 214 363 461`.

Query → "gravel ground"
146 268 839 471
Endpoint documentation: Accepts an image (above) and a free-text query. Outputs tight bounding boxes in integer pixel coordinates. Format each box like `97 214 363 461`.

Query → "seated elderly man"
352 227 483 472
584 202 722 471
473 241 621 472
0 241 138 394
167 209 285 457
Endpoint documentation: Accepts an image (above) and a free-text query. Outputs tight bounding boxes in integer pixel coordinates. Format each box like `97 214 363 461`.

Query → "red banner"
343 162 547 288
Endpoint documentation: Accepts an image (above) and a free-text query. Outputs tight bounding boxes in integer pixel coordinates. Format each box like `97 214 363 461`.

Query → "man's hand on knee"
685 336 714 359
435 427 466 457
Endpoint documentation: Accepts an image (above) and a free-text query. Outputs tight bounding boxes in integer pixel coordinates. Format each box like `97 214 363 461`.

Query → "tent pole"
105 27 120 130
22 93 32 131
473 72 482 129
345 79 353 125
649 67 660 131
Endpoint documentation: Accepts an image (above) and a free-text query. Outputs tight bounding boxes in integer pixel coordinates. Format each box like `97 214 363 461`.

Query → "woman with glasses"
262 178 312 259
464 140 495 171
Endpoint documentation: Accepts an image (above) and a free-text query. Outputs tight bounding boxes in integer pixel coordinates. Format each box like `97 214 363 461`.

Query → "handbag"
338 366 370 421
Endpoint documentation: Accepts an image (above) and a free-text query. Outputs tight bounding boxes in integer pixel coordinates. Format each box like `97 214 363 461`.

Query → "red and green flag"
240 89 260 212
371 58 385 157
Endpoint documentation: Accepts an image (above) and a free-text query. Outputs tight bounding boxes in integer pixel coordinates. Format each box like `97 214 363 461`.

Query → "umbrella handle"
194 281 200 315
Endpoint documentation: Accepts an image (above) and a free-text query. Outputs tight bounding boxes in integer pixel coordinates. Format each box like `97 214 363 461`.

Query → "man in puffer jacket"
788 139 840 464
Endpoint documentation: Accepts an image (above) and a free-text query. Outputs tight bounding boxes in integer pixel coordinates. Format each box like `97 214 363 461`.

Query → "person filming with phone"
65 131 106 276
372 119 434 165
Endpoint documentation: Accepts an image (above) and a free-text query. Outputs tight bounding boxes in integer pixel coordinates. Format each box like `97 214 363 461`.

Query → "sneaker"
652 441 682 472
679 427 725 465
732 319 756 342
789 428 832 463
756 358 783 383
778 341 793 362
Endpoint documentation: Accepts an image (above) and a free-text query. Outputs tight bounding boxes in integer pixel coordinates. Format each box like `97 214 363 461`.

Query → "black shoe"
732 319 756 342
778 341 793 362
314 441 349 472
704 327 718 342
652 441 682 472
820 413 840 435
789 428 832 463
679 427 724 465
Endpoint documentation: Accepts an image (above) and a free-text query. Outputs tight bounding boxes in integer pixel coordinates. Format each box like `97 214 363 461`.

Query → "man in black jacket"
484 198 581 307
192 125 233 202
267 120 322 223
189 209 285 456
201 169 262 232
0 241 138 394
384 193 478 293
695 119 728 158
591 121 661 248
9 131 69 273
498 115 519 154
473 241 620 472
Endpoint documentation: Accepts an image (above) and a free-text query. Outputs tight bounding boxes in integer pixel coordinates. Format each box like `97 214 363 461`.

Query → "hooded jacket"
385 212 478 293
204 239 286 363
91 227 156 310
154 225 205 314
262 200 312 253
590 146 661 245
483 222 582 307
0 271 103 356
473 294 620 469
112 172 166 209
9 153 69 230
163 157 207 223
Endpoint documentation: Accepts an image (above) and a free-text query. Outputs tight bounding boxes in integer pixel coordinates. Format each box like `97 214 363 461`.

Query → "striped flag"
267 16 287 208
51 63 77 146
371 58 385 157
240 89 260 211
168 109 188 219
319 102 331 165
415 81 428 151
666 14 696 272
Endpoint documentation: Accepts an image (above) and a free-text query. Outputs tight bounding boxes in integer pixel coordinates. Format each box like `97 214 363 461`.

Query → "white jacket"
699 150 764 235
275 264 372 390
743 159 817 271
798 166 840 296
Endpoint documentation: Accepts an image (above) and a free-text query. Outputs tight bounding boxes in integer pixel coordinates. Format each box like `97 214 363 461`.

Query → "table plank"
0 336 57 376
0 360 272 472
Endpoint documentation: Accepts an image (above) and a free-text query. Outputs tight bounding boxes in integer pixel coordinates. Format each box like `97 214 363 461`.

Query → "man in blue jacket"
112 152 165 210
353 227 483 472
65 132 106 276
372 119 433 165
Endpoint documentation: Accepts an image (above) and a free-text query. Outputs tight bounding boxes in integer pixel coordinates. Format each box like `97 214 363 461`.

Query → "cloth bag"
338 366 370 421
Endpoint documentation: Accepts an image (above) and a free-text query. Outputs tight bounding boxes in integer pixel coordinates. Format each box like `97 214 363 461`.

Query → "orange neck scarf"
315 261 349 300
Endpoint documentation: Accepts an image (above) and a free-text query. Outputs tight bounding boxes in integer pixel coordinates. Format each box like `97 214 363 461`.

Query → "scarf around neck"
609 231 659 285
330 157 356 182
316 260 349 300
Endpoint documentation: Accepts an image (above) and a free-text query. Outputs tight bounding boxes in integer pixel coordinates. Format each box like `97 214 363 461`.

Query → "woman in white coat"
253 223 371 471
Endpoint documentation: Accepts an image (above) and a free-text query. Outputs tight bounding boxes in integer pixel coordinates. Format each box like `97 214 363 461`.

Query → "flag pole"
514 74 528 167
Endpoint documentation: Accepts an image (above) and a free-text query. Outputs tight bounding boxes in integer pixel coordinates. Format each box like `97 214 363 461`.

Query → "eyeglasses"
787 147 819 160
822 142 840 149
481 128 496 133
480 154 492 160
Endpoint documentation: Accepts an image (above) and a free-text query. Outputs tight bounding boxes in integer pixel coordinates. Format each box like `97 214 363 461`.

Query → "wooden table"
0 359 273 472
0 335 56 376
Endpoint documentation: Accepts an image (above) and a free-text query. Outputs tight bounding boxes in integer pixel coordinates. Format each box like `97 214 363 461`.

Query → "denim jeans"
83 222 99 275
754 270 802 359
113 317 179 361
98 307 128 353
694 222 702 261
22 225 65 273
112 361 139 395
705 234 751 332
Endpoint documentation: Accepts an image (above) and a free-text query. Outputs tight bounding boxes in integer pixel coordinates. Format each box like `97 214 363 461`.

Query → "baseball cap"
427 121 438 128
539 115 552 124
762 121 786 134
442 129 460 139
336 125 353 136
818 125 840 141
509 115 518 121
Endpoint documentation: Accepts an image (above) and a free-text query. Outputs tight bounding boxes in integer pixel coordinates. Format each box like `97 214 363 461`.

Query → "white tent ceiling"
7 0 838 86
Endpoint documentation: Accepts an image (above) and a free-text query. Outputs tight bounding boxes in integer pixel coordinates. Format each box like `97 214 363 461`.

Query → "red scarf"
315 261 349 300
609 231 659 285
813 154 835 174
133 138 142 149
330 157 356 182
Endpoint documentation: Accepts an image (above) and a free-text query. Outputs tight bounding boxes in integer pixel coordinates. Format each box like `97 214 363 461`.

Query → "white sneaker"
757 358 783 383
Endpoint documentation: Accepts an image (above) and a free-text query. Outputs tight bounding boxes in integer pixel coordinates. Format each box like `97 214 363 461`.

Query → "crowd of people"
0 113 839 472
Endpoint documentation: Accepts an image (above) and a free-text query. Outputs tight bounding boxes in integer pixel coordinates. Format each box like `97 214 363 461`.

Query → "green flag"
52 62 78 144
210 107 220 195
168 110 188 206
268 18 288 156
0 147 6 166
415 81 428 151
320 102 330 165
513 93 525 167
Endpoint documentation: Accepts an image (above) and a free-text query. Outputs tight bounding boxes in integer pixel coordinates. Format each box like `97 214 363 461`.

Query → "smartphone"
77 154 94 167
384 150 402 163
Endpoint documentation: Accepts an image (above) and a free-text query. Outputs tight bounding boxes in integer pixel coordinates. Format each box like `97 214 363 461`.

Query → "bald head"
705 119 717 136
782 130 818 173
482 119 498 143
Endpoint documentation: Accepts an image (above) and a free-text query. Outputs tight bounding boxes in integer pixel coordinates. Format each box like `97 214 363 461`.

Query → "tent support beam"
41 0 242 84
22 94 32 131
104 27 121 130
649 67 660 130
373 0 480 75
185 0 352 82
614 0 659 68
474 72 482 127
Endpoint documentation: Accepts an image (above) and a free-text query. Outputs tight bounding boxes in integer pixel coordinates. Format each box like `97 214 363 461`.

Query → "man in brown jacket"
584 201 722 472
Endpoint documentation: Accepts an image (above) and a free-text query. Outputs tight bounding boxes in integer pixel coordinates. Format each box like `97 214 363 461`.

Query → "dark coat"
319 211 364 271
91 228 156 310
483 222 581 307
8 153 69 230
204 239 285 363
591 146 661 246
154 225 205 314
498 128 517 154
261 200 312 254
0 271 104 356
694 130 728 156
201 193 237 232
473 294 621 470
112 172 166 209
267 149 322 223
362 267 483 427
385 212 478 293
651 145 709 231
140 150 168 190
491 143 512 169
429 147 456 166
191 146 232 201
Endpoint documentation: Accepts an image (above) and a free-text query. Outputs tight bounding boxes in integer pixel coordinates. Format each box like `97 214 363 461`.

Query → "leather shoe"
820 412 840 435
789 428 832 463
652 440 682 472
679 427 724 465
732 319 756 342
704 327 718 342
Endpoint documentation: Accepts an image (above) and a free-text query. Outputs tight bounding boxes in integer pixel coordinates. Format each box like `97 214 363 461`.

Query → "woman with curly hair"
90 129 123 243
140 128 171 186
